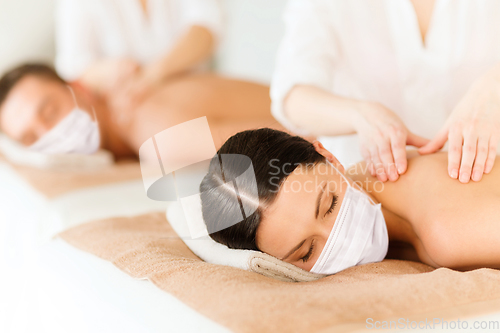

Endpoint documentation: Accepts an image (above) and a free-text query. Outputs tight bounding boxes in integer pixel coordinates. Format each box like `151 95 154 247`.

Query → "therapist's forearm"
143 25 215 82
284 85 368 136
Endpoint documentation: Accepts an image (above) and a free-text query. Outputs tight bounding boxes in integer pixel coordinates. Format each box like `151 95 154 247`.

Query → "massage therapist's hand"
114 75 152 108
418 74 500 183
107 72 161 130
107 81 142 131
105 58 141 92
356 102 431 182
79 58 141 95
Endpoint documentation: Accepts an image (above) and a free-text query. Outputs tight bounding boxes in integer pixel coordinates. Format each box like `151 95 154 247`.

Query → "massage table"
3 147 500 333
0 153 227 333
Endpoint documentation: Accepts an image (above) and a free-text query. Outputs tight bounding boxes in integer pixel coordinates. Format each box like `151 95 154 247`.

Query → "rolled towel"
166 200 326 282
0 133 113 170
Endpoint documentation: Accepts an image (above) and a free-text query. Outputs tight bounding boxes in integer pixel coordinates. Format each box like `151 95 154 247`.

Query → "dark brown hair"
199 128 325 251
0 63 65 109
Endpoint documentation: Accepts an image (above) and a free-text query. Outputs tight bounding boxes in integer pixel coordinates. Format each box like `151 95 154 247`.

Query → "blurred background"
0 0 288 84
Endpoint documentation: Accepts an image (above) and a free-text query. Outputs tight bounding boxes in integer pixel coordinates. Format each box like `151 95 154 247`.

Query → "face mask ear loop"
326 159 351 187
67 85 79 108
327 160 378 206
90 106 99 123
66 85 99 123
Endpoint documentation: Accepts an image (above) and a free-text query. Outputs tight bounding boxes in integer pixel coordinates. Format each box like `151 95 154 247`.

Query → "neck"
346 162 420 247
97 101 137 159
69 82 136 159
382 206 419 247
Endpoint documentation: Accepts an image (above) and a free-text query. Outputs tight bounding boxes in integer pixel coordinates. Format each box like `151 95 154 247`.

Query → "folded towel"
166 200 326 282
0 133 113 170
0 152 141 199
58 213 500 333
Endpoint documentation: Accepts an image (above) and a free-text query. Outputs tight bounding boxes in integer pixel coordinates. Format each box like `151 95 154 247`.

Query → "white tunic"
271 0 500 166
55 0 222 81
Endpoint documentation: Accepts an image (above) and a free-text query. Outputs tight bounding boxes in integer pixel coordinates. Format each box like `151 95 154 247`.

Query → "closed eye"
324 192 338 217
300 239 315 263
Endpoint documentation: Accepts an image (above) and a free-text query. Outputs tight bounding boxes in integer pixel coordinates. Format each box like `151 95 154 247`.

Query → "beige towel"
249 252 326 282
58 213 500 333
1 154 142 198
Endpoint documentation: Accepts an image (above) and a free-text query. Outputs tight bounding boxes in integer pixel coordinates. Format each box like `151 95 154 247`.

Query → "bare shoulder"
348 151 500 269
347 150 500 221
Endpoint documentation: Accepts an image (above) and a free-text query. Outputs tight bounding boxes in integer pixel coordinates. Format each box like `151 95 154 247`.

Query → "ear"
312 140 345 174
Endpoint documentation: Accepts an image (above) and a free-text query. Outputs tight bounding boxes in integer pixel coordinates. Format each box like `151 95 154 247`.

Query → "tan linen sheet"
0 155 141 198
58 213 500 333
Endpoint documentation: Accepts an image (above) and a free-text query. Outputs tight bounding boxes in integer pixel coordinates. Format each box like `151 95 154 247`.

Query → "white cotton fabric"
55 0 223 81
0 133 113 170
271 0 500 166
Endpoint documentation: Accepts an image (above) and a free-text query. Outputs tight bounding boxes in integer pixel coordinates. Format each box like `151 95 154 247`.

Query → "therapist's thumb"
417 130 447 154
406 131 431 148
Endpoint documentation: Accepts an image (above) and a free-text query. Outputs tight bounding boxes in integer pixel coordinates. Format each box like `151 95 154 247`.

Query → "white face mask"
309 161 389 275
30 86 101 155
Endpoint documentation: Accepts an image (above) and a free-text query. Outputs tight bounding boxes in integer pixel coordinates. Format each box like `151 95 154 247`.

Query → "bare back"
350 151 500 269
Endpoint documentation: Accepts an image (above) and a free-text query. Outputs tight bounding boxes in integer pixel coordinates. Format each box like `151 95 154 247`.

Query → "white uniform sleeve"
177 0 223 43
270 0 339 136
54 0 99 81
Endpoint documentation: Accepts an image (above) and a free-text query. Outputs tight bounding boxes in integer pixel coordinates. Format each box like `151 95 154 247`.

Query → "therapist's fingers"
447 126 463 180
471 136 489 182
458 132 478 184
406 131 431 148
417 128 446 154
370 147 388 182
378 138 398 181
389 129 408 175
485 136 498 174
360 147 375 176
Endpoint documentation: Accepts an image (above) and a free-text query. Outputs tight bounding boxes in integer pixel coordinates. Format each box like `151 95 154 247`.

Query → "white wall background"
216 0 288 83
0 0 288 84
0 0 57 76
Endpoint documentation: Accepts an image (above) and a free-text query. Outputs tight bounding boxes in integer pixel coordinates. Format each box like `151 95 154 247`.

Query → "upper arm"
177 0 223 42
270 0 339 136
55 0 99 81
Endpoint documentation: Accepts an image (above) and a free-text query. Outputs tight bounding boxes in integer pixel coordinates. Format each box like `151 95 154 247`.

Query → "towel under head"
166 200 325 282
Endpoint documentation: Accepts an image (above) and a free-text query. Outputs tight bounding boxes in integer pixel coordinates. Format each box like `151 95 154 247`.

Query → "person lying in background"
200 128 500 275
55 0 222 113
0 64 282 159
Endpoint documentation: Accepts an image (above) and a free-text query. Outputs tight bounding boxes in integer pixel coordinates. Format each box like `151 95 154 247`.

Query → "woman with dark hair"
200 128 500 275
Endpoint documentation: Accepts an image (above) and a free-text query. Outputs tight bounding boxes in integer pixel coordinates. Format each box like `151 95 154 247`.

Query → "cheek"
256 213 312 258
45 92 76 128
57 93 76 118
54 105 73 125
255 217 293 257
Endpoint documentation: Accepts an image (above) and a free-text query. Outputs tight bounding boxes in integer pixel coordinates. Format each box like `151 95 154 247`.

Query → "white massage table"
0 159 228 333
2 154 500 333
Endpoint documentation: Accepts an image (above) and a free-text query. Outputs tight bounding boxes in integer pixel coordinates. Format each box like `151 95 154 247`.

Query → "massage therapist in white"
55 0 222 111
271 0 500 184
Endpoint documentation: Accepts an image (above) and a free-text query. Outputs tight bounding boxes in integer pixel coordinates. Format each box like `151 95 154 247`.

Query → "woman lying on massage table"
200 128 500 275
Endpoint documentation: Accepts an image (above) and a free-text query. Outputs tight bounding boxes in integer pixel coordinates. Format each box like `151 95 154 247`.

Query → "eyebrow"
280 182 327 261
280 239 306 261
315 181 327 219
